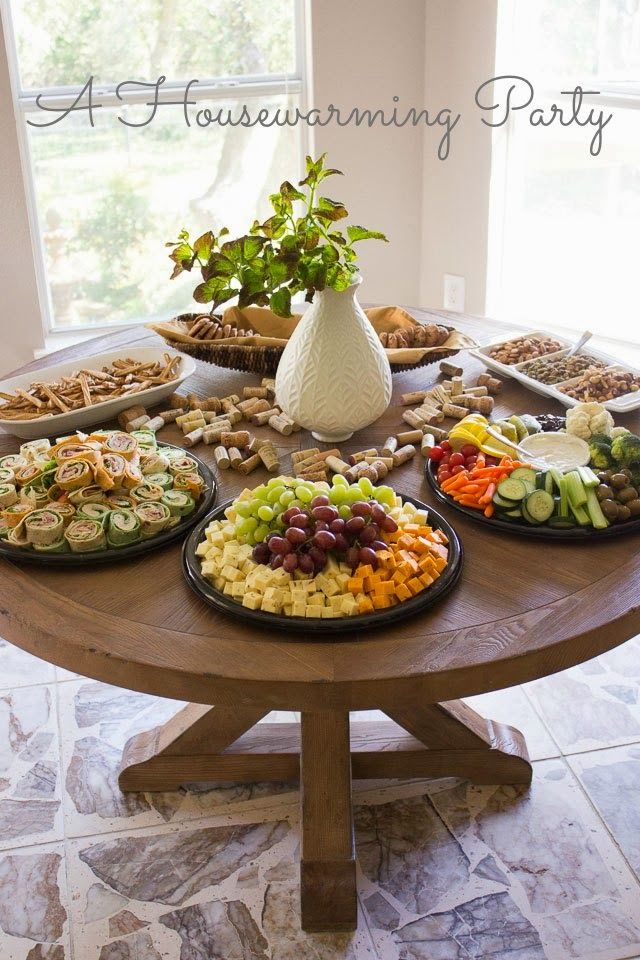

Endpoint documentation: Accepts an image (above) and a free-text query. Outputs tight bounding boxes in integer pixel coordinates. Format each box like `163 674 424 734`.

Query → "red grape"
270 554 284 569
345 546 360 566
308 546 327 569
268 536 290 555
298 553 314 574
282 553 298 573
449 452 465 467
450 464 465 475
252 543 270 564
428 446 444 462
371 540 387 551
313 530 337 550
285 526 307 545
282 506 303 523
381 515 398 533
311 495 329 508
329 518 345 533
371 504 387 525
351 501 372 517
315 520 329 532
345 516 366 535
359 524 378 544
290 514 310 529
312 505 339 522
358 546 377 565
334 533 348 552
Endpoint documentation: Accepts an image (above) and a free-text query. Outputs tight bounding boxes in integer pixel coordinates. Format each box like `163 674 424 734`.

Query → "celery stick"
569 499 591 526
557 474 569 517
549 468 564 493
578 466 599 488
586 488 609 529
565 470 588 507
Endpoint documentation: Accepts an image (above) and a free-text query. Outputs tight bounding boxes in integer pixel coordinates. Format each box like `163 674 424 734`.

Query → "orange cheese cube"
358 597 374 614
348 577 364 594
428 542 448 561
372 594 392 609
375 549 393 562
407 577 424 595
432 555 448 572
374 580 395 596
395 582 412 601
356 564 374 579
419 571 434 587
418 554 438 573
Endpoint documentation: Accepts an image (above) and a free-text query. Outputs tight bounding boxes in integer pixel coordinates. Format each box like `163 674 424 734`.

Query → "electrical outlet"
443 274 465 312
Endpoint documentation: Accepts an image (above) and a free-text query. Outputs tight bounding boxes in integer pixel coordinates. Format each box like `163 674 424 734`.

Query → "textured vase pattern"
275 279 392 441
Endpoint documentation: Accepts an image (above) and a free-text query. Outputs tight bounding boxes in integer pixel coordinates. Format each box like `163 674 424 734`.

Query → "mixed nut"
561 368 640 403
595 469 640 522
519 353 605 385
486 335 565 365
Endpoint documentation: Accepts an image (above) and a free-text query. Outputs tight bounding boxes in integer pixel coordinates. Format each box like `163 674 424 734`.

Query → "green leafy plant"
166 154 388 318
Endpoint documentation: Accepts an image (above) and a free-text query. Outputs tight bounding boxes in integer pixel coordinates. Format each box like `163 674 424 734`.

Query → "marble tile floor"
3 635 640 959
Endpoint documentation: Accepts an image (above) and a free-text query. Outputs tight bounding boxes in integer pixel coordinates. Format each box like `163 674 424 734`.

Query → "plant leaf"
270 287 292 317
347 225 388 243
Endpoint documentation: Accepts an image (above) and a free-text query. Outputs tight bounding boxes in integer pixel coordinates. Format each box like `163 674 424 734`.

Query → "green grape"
249 499 264 516
338 504 352 519
254 523 270 542
257 505 274 521
234 501 252 518
266 476 282 487
314 481 331 493
329 485 347 505
289 498 304 510
279 489 296 506
332 473 348 487
267 485 285 504
296 486 313 503
253 485 268 501
237 516 259 536
373 485 395 506
358 476 374 497
272 501 285 515
346 485 363 504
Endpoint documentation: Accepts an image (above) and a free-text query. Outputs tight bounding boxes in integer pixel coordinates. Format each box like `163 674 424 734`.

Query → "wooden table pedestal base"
118 699 531 933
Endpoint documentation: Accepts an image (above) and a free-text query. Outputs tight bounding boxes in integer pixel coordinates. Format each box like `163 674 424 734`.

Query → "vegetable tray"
425 460 640 541
182 494 464 636
0 443 217 565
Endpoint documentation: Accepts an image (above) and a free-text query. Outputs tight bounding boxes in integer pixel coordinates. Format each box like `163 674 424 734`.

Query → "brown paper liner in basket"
148 306 477 376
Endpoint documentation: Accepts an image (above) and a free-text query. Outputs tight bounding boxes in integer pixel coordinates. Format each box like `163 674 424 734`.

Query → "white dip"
518 432 590 471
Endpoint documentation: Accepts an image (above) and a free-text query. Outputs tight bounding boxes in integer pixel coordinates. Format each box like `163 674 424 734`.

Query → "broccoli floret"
589 433 613 447
611 433 640 467
589 440 614 469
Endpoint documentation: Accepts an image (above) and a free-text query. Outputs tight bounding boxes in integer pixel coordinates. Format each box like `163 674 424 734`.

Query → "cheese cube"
231 581 246 597
221 565 243 582
261 598 281 614
305 604 323 617
321 606 337 618
223 581 235 596
307 592 324 606
242 592 262 610
292 601 307 617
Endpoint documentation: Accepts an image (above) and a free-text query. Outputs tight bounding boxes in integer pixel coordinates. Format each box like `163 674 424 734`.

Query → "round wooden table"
1 313 639 934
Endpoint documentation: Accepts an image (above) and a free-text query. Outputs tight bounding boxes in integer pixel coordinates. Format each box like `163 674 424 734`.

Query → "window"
489 0 640 344
2 0 304 331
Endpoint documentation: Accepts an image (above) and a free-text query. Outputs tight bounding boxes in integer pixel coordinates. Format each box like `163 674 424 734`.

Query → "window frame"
0 0 308 336
487 0 640 342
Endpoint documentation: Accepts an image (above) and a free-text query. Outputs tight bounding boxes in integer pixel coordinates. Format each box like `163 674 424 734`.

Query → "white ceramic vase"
275 277 392 442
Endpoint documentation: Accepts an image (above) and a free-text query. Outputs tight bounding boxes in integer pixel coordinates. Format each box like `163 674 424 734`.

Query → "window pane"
497 105 640 342
10 0 297 89
27 95 301 328
508 0 640 82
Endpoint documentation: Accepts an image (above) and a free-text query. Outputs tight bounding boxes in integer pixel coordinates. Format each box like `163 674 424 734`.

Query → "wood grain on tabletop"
0 308 639 710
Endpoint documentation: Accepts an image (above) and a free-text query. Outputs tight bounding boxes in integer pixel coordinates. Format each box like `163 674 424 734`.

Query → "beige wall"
420 0 497 315
307 0 426 307
0 8 44 375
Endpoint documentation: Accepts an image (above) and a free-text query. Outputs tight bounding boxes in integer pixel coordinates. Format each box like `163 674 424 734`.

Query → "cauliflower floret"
611 426 630 439
566 402 614 440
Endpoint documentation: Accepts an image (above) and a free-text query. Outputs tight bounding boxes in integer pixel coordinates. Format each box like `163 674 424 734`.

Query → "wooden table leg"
300 711 357 934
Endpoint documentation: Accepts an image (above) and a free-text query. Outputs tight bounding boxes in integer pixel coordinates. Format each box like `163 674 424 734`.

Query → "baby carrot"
479 482 496 505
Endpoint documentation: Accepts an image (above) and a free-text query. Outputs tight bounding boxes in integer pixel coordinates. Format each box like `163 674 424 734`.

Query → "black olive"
617 486 639 504
596 484 614 501
601 499 620 519
626 499 640 517
617 504 632 522
611 473 629 490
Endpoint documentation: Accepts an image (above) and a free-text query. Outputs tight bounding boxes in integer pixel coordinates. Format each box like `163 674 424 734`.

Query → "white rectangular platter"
471 332 640 413
0 347 195 439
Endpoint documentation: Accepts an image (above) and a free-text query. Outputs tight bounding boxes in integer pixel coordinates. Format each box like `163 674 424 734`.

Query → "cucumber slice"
525 489 555 523
502 508 524 520
544 472 555 495
521 502 542 525
493 492 519 509
548 515 577 529
511 467 538 485
496 478 528 502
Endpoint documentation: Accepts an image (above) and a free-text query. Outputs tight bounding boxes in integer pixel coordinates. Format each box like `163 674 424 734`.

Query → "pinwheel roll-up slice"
101 453 126 485
55 459 93 491
48 502 76 527
173 472 204 499
33 539 68 553
64 518 107 553
51 442 99 465
103 432 139 460
24 509 64 547
0 484 18 509
140 451 170 475
14 463 44 486
144 472 173 491
0 467 15 485
77 502 112 525
130 429 156 450
106 494 134 509
130 482 164 504
0 454 27 472
6 523 29 547
134 502 171 538
168 456 199 476
21 486 50 509
1 502 34 527
0 519 11 539
107 509 141 547
68 485 105 506
161 490 196 517
19 438 51 461
122 462 144 490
